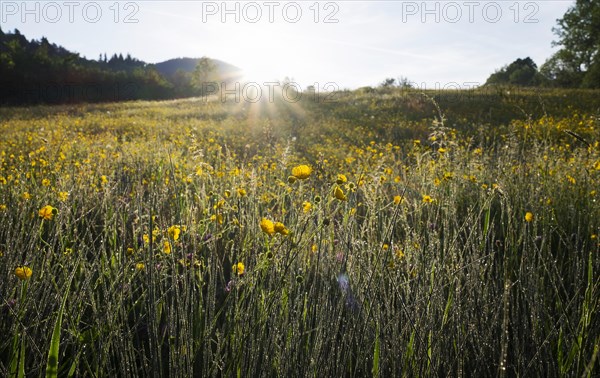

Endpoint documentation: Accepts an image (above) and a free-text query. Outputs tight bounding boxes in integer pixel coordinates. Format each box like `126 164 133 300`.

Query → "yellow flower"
135 262 145 271
336 174 347 185
393 195 403 205
127 247 135 256
224 190 231 198
15 266 32 281
0 204 6 211
334 186 347 201
525 212 534 222
58 191 69 201
41 178 51 186
168 225 181 241
438 147 447 154
233 262 245 276
422 195 433 204
100 175 108 184
260 218 275 235
302 201 312 213
163 241 172 254
39 205 57 220
274 222 289 236
237 188 247 197
291 165 312 180
22 192 31 200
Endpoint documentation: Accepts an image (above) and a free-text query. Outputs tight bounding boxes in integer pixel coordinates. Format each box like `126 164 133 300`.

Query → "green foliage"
543 0 600 88
485 57 548 87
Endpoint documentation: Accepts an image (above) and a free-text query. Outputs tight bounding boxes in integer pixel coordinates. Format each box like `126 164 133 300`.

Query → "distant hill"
0 27 244 104
154 57 243 81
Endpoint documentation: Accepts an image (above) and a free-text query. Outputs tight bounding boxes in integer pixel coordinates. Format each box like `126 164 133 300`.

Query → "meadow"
0 86 599 377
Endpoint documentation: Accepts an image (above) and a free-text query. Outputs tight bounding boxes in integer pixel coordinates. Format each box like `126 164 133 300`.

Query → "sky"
1 0 575 89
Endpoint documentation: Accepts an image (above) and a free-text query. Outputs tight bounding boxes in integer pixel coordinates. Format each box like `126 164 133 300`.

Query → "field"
1 87 599 376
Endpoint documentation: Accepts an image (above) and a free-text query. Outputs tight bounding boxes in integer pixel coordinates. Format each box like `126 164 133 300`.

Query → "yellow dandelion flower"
334 186 347 201
525 212 534 222
233 262 245 276
274 222 289 236
260 218 275 235
291 165 312 180
15 266 32 281
39 205 57 220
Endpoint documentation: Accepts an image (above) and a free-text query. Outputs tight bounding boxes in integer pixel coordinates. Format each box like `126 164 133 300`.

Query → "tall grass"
0 89 598 376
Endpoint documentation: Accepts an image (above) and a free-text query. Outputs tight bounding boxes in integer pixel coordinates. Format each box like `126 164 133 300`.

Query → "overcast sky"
1 0 575 89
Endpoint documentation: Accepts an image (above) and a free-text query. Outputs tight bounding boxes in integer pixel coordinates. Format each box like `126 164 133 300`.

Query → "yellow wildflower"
260 218 275 235
302 201 312 213
422 195 433 204
525 212 534 222
336 174 347 185
15 266 32 281
334 186 347 201
163 241 172 254
58 191 69 201
291 165 312 180
168 225 181 241
39 205 57 220
233 262 245 276
274 222 289 236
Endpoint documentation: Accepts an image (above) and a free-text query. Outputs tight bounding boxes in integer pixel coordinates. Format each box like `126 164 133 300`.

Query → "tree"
542 1 600 88
192 57 218 95
485 57 547 86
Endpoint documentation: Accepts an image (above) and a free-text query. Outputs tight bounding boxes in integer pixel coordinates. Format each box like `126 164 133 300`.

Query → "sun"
223 22 302 84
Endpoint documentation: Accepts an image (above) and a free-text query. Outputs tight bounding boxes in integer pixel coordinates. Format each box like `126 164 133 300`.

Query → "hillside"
154 57 242 81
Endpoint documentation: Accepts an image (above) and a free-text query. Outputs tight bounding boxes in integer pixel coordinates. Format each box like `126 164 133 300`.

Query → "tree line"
0 28 224 104
486 0 599 88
